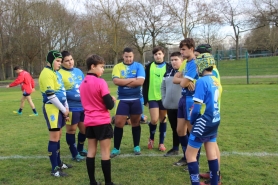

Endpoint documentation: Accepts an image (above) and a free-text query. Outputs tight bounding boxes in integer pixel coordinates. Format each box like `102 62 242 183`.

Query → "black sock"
114 126 123 150
101 159 112 184
86 157 96 184
132 125 141 147
32 108 37 114
18 108 22 113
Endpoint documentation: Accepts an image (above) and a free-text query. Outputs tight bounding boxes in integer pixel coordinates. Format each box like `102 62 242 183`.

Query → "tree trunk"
235 35 239 60
1 63 5 80
114 54 118 65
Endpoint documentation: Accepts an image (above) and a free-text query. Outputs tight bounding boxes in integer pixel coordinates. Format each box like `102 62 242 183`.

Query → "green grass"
0 84 278 184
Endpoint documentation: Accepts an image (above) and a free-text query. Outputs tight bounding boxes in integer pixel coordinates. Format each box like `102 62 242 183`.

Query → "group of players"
6 37 222 185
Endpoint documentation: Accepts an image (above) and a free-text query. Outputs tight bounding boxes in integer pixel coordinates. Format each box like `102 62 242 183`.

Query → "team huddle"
7 38 222 185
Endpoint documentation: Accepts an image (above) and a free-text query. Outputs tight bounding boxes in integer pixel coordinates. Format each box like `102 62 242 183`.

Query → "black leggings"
167 109 180 147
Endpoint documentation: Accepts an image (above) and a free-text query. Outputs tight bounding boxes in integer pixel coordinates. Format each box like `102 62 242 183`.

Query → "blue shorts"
43 104 65 129
148 100 166 110
67 111 84 125
188 134 217 149
116 99 142 115
23 91 30 96
177 96 193 120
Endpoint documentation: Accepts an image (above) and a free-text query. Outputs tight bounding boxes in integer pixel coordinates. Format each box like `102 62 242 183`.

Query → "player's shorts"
85 124 113 140
66 111 85 125
188 134 217 149
43 103 65 130
23 91 30 96
148 100 166 110
177 95 193 120
116 99 142 115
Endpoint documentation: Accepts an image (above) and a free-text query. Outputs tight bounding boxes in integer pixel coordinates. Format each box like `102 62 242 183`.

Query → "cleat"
200 172 222 180
29 113 38 116
59 162 73 169
13 111 22 115
51 166 68 177
147 138 154 149
158 144 166 152
72 154 85 162
78 149 88 156
134 146 141 155
173 158 187 166
110 148 120 158
200 180 221 185
164 148 179 157
91 181 102 185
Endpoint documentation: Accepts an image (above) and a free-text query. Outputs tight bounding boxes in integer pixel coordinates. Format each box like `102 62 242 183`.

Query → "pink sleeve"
100 79 110 97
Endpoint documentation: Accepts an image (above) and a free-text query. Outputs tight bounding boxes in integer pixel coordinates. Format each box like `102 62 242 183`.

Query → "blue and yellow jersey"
181 59 198 96
59 67 84 111
112 62 145 100
192 74 221 137
212 65 221 83
178 59 187 72
148 62 166 100
39 66 67 104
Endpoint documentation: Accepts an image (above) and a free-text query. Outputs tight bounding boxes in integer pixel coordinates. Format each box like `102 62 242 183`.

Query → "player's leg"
25 95 38 116
86 126 99 185
185 136 202 185
164 109 179 156
13 95 26 115
203 141 219 185
66 112 85 162
158 100 167 151
148 101 159 149
77 111 87 156
99 124 115 185
130 99 143 155
140 97 147 123
111 100 129 158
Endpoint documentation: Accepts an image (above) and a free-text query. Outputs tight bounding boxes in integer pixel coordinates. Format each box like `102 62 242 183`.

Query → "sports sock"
179 135 188 160
114 126 123 150
66 133 78 158
172 146 179 151
48 141 58 172
197 147 201 164
208 159 219 185
57 140 62 165
159 122 167 144
188 161 200 185
18 108 23 113
101 159 112 184
148 122 157 140
32 108 37 114
132 125 141 147
77 132 86 152
86 157 96 184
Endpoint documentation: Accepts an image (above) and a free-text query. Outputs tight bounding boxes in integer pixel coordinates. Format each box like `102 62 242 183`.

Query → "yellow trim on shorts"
66 111 73 125
45 104 60 129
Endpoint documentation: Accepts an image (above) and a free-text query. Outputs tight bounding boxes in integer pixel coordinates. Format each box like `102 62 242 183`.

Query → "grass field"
0 83 278 185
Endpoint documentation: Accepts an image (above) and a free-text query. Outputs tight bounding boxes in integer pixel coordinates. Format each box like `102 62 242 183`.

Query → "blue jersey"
191 74 221 138
39 66 67 105
112 62 145 100
181 59 198 96
59 67 84 111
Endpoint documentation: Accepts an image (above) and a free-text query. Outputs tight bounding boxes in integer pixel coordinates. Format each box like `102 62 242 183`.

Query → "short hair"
86 54 105 70
179 38 195 49
152 46 165 54
61 50 71 62
170 52 182 58
123 47 133 53
13 66 21 70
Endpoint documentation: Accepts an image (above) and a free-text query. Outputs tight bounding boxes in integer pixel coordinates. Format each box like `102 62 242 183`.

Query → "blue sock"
132 126 141 147
18 108 22 113
179 135 188 160
32 108 37 114
57 140 61 165
66 133 78 158
149 122 157 140
48 141 58 172
208 159 219 185
172 146 179 151
197 147 201 164
77 132 86 152
114 126 123 150
188 161 200 185
159 122 167 144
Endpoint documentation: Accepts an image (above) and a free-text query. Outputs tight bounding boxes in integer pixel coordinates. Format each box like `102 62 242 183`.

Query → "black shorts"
85 124 113 140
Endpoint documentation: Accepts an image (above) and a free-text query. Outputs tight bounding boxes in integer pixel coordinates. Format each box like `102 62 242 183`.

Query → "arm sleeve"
192 80 206 103
102 94 115 110
31 77 35 88
184 62 197 81
112 65 120 79
47 94 67 114
137 63 146 79
190 103 201 125
9 73 24 87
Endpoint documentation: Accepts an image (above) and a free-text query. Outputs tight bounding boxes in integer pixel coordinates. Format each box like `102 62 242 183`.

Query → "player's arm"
173 72 183 84
161 78 166 102
190 80 205 125
112 78 136 86
180 77 192 88
102 94 115 110
8 73 24 87
126 77 145 87
190 102 202 125
46 89 68 115
180 63 197 88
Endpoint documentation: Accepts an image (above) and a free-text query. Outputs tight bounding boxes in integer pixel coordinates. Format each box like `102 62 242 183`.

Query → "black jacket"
142 61 172 105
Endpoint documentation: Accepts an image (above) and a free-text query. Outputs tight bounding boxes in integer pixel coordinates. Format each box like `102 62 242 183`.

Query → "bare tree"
252 0 278 27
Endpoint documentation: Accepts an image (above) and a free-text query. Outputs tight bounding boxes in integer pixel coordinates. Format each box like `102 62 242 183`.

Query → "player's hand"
111 96 116 102
174 72 182 78
144 103 148 107
188 82 195 91
6 85 9 88
32 88 36 92
63 109 69 118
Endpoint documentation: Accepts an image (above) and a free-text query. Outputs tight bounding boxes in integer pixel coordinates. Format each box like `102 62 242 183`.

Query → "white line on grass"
1 151 278 160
